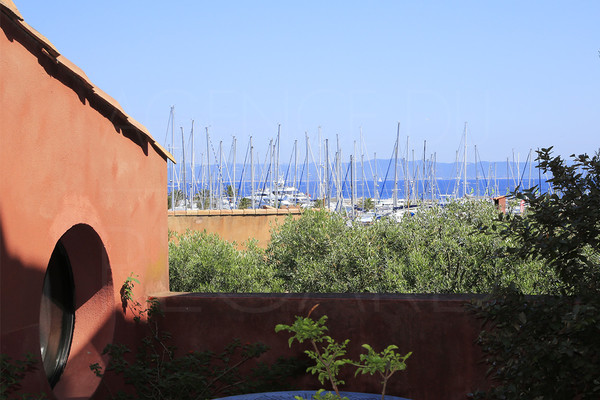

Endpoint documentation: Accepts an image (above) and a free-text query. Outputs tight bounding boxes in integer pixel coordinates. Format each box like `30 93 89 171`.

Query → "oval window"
39 241 75 388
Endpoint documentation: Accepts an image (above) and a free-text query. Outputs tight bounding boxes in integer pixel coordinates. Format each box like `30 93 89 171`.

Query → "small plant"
275 304 411 400
354 344 411 400
92 275 304 399
238 197 252 209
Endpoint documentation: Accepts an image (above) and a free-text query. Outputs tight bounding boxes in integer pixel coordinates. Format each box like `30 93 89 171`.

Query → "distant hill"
171 158 540 183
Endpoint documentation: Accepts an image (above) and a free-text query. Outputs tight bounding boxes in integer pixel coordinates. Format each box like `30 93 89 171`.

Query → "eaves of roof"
0 0 175 163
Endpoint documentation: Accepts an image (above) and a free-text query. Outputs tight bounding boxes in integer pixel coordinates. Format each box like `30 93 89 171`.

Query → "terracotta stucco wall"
157 293 489 400
1 11 168 398
168 209 303 247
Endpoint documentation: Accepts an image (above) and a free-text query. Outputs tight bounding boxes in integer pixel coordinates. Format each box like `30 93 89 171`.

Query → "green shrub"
168 199 555 295
469 148 600 399
469 290 600 400
264 204 548 294
169 230 282 292
267 209 392 292
375 201 555 294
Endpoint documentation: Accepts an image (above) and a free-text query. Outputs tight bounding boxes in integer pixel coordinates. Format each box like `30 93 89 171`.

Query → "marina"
165 109 550 219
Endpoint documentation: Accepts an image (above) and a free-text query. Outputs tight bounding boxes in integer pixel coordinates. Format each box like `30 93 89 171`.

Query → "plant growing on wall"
276 305 411 400
92 275 304 399
0 353 46 400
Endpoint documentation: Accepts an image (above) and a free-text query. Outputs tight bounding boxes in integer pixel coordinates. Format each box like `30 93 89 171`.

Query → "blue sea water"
169 177 550 201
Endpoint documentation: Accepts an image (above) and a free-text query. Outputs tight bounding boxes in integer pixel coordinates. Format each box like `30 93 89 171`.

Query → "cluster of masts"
165 107 549 221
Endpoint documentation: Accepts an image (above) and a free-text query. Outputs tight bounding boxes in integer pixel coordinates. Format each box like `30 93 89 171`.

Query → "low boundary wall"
167 209 303 247
155 293 489 400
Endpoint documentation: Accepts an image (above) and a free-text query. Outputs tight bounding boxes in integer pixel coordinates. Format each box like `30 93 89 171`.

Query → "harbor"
166 109 550 221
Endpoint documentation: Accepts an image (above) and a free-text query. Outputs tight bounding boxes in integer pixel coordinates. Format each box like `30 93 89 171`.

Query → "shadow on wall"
153 292 491 400
0 216 127 399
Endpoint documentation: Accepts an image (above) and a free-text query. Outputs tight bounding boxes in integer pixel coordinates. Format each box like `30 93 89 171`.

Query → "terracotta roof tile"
127 116 176 163
57 55 94 88
92 86 128 119
0 0 22 20
17 20 60 57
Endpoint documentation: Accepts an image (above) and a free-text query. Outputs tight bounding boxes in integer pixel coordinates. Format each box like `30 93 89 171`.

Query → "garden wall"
156 293 489 400
168 208 303 247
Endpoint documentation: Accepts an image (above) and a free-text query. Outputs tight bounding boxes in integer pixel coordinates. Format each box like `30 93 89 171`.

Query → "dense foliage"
169 231 282 293
496 148 600 295
469 289 600 400
170 201 552 294
469 148 600 400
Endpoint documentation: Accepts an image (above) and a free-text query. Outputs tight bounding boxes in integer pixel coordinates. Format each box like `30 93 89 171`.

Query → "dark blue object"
214 391 411 400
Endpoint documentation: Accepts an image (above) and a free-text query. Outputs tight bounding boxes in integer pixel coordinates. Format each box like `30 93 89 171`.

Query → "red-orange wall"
168 209 303 248
156 293 489 400
1 11 169 399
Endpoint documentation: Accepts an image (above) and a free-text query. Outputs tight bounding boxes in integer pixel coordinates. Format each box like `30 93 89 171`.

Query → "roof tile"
0 0 23 20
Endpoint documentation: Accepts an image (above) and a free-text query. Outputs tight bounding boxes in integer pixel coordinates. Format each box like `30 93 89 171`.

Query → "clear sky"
15 1 599 163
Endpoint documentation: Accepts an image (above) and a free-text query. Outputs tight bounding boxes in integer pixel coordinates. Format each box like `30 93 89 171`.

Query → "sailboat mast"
191 121 195 208
305 132 310 201
528 149 533 190
353 141 357 215
454 150 459 199
422 140 426 202
232 136 237 208
275 125 281 207
201 145 205 210
206 127 212 210
325 139 330 209
350 154 355 218
170 106 175 211
219 141 223 210
294 140 298 203
393 123 399 209
495 162 498 195
181 127 186 210
374 152 378 206
463 122 467 198
412 149 417 202
318 126 322 201
336 134 342 212
405 136 409 207
359 128 366 208
250 136 254 208
432 152 437 202
361 151 366 210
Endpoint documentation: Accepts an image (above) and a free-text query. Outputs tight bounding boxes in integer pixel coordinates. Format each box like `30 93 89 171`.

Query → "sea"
168 177 551 202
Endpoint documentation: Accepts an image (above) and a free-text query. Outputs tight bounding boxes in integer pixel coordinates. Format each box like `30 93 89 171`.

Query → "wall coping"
168 208 305 216
152 292 488 302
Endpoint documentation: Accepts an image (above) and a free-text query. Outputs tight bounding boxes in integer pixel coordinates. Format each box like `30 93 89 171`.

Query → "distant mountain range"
170 158 542 183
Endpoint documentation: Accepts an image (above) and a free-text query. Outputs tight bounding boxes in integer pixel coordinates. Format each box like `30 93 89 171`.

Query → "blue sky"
16 1 599 163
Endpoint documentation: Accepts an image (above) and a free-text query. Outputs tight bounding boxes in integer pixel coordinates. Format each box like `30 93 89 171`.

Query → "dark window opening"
39 241 75 388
